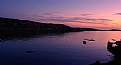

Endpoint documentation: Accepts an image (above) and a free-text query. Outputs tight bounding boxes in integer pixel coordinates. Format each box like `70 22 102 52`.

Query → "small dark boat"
88 39 95 41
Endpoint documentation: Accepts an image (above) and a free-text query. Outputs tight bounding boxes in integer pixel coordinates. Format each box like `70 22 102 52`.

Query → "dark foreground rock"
90 43 121 65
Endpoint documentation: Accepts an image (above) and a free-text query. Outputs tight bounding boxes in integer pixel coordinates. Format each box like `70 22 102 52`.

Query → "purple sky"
1 0 121 29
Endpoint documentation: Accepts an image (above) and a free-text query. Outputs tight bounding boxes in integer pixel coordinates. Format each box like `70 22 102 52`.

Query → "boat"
88 39 95 41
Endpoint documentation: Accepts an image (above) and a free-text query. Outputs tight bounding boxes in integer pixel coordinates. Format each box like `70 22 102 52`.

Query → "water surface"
0 31 120 65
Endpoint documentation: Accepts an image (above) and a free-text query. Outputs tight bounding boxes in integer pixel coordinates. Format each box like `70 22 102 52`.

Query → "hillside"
0 17 82 33
0 17 100 32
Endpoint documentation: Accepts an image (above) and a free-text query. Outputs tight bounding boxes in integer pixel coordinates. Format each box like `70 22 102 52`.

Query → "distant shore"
0 17 121 33
0 17 83 32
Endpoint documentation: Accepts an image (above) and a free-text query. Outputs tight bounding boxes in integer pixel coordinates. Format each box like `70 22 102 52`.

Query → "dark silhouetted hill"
0 17 82 32
0 17 99 33
0 17 99 40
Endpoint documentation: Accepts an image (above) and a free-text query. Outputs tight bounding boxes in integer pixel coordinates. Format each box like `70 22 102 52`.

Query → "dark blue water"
0 31 119 65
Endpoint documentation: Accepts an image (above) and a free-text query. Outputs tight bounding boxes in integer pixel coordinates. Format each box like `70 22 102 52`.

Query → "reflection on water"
0 31 121 65
0 31 66 42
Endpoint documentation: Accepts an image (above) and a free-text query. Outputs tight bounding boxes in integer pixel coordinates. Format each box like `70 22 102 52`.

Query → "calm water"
0 31 121 65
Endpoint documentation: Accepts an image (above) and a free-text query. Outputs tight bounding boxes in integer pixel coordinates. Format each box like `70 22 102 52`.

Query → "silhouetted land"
0 17 100 41
0 17 101 33
0 17 100 32
0 17 81 32
107 29 121 31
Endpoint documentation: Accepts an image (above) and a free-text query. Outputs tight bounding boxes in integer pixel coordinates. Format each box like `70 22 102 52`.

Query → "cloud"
85 19 112 21
43 13 53 15
71 17 112 22
37 16 112 24
115 13 121 15
41 11 62 16
32 11 112 24
79 21 104 24
80 14 94 16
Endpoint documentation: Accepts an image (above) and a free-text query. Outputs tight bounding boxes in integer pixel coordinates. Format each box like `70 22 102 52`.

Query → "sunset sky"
0 0 121 29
